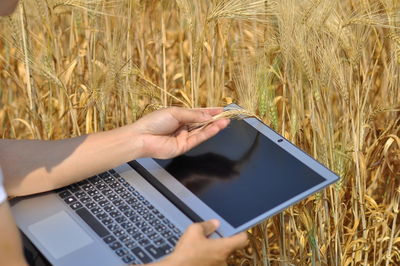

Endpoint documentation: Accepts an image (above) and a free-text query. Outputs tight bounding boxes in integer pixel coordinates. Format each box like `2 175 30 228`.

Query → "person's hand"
156 220 248 266
132 107 230 159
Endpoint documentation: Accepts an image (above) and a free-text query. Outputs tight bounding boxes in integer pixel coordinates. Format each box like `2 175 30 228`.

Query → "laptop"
11 104 339 266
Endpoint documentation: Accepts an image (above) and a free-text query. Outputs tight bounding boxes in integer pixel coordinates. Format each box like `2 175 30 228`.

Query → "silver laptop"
11 104 339 266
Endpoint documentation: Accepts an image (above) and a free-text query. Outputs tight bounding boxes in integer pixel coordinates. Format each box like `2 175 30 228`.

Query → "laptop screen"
154 119 325 228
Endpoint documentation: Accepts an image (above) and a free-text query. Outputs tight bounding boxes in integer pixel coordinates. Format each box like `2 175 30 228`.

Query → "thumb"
219 231 249 251
194 219 220 236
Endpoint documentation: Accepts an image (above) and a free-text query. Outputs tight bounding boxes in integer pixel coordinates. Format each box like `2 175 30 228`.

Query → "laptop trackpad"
28 211 94 259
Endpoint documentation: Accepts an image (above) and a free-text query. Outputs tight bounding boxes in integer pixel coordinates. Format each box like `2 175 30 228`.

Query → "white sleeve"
0 168 7 204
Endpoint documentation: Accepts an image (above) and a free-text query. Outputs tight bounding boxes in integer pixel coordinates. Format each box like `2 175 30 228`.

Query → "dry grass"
1 0 400 265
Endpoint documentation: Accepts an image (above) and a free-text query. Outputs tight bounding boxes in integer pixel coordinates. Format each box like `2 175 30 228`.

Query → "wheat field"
0 0 399 265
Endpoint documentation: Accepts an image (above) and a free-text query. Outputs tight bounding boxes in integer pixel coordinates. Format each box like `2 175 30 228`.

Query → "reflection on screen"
155 120 325 228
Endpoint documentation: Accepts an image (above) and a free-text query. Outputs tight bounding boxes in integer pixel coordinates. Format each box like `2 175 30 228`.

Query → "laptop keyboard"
57 169 182 264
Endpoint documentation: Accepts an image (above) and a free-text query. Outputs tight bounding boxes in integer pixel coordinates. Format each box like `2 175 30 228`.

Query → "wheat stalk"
187 109 258 132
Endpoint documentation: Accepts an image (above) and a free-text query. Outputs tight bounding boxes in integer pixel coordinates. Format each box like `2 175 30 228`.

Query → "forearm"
0 125 143 197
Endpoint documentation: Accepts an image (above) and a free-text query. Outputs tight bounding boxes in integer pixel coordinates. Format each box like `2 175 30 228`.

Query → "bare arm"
0 107 228 197
0 127 142 197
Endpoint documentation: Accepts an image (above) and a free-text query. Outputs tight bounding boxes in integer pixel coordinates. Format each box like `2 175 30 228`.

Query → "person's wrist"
124 124 146 159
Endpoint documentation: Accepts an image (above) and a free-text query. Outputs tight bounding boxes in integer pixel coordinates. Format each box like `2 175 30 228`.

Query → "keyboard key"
103 235 116 244
127 227 139 235
104 205 115 213
93 195 104 202
133 203 143 210
109 182 121 188
145 244 166 259
91 207 101 215
107 194 119 201
135 221 147 229
112 199 123 206
89 176 102 185
131 247 152 263
115 216 127 223
160 243 173 254
96 183 107 190
148 232 159 240
120 192 131 199
102 218 113 226
119 234 132 243
75 191 86 198
115 247 128 257
167 236 179 246
155 224 166 232
109 169 116 174
161 230 173 238
137 209 149 215
70 202 82 210
109 211 122 218
142 226 154 235
64 196 77 204
96 212 108 220
115 187 126 194
109 241 122 250
154 238 166 247
123 210 135 218
99 172 111 179
125 241 138 249
82 184 94 191
86 202 97 209
133 232 145 241
126 197 138 205
98 200 109 207
121 222 133 229
102 188 112 196
143 213 155 221
76 208 109 238
107 224 120 232
118 204 129 212
130 215 142 223
139 238 150 246
149 219 161 227
80 197 91 204
114 230 125 237
122 254 137 264
87 189 99 197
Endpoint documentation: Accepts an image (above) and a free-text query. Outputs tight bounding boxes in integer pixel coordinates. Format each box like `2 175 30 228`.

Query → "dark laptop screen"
154 119 325 228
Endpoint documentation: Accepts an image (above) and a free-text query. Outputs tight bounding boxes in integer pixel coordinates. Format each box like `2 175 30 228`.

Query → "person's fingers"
194 107 224 116
189 219 220 236
218 232 249 251
170 107 212 124
185 119 229 150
